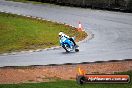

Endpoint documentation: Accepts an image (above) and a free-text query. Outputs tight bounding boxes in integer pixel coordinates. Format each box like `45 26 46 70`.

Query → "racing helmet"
58 32 64 37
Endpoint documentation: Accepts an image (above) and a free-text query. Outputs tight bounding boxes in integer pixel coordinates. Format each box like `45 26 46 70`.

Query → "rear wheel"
75 49 79 52
75 45 79 52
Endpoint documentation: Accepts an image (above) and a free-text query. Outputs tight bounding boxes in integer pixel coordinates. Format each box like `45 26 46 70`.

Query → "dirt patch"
0 60 132 84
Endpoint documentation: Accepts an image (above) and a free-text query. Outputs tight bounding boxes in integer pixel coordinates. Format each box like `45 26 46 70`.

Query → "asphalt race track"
0 0 132 67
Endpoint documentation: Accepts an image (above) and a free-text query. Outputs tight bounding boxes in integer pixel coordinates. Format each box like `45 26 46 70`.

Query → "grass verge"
0 71 131 88
0 12 87 54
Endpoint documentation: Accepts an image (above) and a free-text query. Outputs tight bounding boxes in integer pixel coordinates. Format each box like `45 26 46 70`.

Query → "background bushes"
29 0 132 12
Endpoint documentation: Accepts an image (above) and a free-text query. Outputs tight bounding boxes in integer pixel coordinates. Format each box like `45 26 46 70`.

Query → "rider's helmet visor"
59 35 61 37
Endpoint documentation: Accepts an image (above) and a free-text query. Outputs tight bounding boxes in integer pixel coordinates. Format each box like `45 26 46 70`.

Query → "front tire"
62 44 71 52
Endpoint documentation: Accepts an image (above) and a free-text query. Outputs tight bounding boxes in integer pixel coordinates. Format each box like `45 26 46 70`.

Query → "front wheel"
62 44 71 52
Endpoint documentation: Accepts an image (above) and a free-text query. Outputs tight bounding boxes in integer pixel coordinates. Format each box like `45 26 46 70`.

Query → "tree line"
30 0 132 12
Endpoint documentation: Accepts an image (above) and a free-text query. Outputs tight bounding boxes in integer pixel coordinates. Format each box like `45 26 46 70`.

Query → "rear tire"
75 49 79 52
75 45 79 52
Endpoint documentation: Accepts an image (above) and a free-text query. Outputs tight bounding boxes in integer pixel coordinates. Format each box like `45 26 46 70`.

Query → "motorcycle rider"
58 32 77 46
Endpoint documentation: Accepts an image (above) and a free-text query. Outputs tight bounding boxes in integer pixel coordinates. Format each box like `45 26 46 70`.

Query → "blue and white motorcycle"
59 36 79 52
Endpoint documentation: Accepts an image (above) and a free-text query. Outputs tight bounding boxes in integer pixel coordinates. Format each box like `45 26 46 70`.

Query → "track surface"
0 0 132 67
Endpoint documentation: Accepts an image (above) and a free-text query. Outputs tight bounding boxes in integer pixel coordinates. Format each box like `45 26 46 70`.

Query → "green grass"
0 12 87 53
0 71 132 88
6 0 29 3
